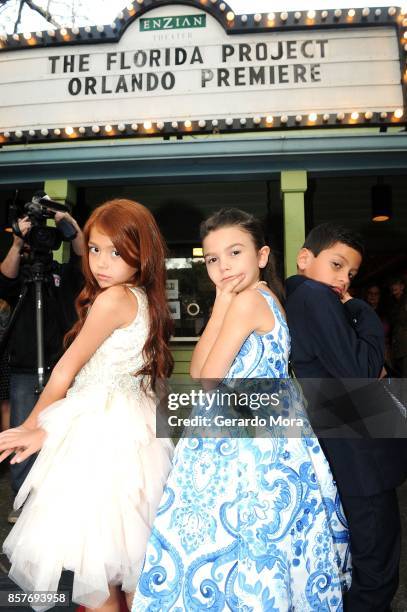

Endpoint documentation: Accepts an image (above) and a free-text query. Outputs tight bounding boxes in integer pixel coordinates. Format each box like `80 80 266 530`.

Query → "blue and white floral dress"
132 289 351 611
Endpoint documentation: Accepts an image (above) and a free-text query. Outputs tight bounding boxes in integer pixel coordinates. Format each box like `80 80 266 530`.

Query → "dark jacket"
286 275 407 497
0 254 82 373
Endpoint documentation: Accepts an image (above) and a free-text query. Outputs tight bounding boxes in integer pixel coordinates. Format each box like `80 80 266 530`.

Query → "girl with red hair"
0 199 174 612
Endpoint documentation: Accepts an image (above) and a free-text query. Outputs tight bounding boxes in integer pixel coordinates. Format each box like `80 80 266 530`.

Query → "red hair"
65 199 174 388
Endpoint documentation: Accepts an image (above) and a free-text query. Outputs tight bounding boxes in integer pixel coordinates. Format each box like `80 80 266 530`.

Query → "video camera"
10 190 77 255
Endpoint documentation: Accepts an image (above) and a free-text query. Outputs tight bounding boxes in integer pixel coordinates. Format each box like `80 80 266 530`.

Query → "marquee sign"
0 0 406 145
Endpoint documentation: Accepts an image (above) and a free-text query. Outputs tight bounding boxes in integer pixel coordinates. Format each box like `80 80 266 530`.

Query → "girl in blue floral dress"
132 208 351 611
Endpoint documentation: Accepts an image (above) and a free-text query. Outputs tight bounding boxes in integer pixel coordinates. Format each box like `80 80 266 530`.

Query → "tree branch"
13 0 24 33
24 0 61 28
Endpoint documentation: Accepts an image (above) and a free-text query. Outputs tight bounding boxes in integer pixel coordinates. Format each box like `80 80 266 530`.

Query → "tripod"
0 256 54 394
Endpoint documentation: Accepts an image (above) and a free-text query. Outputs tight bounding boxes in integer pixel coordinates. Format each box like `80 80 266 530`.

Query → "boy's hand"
340 291 353 304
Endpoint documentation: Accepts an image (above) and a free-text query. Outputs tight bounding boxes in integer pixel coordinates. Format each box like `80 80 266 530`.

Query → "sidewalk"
1 463 407 611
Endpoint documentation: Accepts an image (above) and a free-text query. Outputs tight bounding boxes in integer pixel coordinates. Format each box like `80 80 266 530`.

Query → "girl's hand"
216 274 245 297
0 426 46 464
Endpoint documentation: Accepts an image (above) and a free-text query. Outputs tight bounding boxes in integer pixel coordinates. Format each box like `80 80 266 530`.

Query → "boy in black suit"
286 223 406 612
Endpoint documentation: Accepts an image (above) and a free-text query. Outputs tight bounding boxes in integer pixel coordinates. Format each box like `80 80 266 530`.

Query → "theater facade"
1 0 406 366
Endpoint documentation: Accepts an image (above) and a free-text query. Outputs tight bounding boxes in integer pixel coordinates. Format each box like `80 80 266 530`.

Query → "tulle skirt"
3 383 174 611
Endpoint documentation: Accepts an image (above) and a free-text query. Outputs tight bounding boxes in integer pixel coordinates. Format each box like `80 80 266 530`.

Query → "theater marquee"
0 0 406 144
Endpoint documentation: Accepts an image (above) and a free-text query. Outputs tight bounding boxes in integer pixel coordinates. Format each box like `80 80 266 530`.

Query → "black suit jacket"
286 275 407 497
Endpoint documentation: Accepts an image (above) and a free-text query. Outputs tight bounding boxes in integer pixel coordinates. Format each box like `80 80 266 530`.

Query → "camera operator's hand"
54 211 84 256
0 425 46 464
13 216 31 246
0 216 31 279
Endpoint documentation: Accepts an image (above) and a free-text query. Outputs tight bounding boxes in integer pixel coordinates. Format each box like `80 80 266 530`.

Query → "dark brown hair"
200 208 285 304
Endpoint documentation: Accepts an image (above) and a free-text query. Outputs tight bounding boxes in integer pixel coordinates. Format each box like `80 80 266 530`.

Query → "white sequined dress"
3 286 174 610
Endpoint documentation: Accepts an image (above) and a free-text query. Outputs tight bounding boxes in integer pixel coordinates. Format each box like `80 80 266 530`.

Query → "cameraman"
0 212 84 522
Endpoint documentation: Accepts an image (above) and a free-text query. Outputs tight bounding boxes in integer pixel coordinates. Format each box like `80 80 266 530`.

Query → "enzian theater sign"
0 0 406 144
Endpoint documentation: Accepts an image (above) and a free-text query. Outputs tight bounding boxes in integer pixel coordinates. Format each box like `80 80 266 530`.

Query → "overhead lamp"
371 179 392 222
